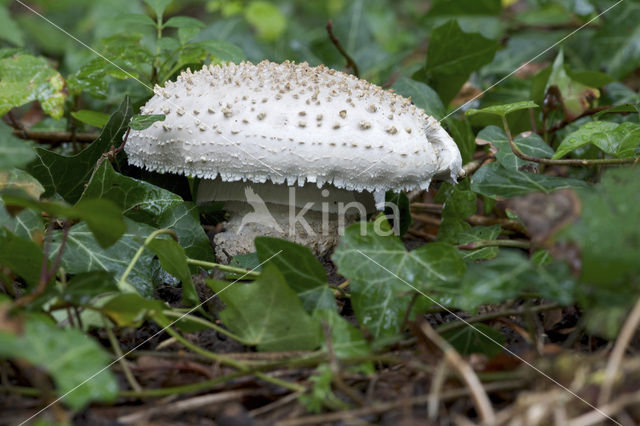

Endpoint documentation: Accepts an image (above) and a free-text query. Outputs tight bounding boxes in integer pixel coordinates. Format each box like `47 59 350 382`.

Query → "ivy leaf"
546 51 599 121
471 162 588 199
51 218 158 296
0 53 66 119
392 77 445 120
384 191 412 237
466 101 538 118
333 220 465 338
67 35 153 98
82 161 182 226
163 16 205 29
456 225 502 261
129 114 165 131
419 20 499 104
147 237 197 305
476 126 554 171
2 193 125 248
156 202 214 262
445 117 476 164
553 121 620 159
0 228 47 289
440 250 575 312
255 237 335 313
0 313 118 409
439 323 505 358
0 122 35 169
314 309 370 359
27 97 133 203
71 110 110 128
560 167 640 288
61 271 119 305
614 122 640 158
102 293 169 327
207 265 322 351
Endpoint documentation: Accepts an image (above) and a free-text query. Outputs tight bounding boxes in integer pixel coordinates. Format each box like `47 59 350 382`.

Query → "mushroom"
125 60 463 262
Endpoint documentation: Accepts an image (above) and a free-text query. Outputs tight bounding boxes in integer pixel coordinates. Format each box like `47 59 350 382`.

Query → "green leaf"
466 101 538 118
61 271 119 305
0 228 47 288
546 51 599 120
391 77 445 120
52 218 158 296
120 13 157 27
67 35 153 98
192 40 246 63
0 313 118 409
129 114 166 130
254 237 336 313
561 167 640 287
206 265 322 351
420 20 499 104
384 191 412 237
0 53 66 119
102 293 169 327
332 220 465 338
471 162 588 199
553 121 620 159
143 0 173 19
0 6 23 46
71 110 110 128
164 16 205 29
244 1 286 41
2 193 126 249
614 122 640 158
82 161 182 226
156 202 214 262
594 104 640 119
439 323 504 358
443 250 575 311
27 96 133 203
592 1 640 79
147 237 197 305
456 225 502 261
436 180 477 244
476 126 554 171
314 309 370 359
445 117 475 164
0 121 35 169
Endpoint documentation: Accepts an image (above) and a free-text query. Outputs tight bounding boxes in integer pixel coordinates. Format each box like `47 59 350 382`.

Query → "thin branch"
598 297 640 407
12 129 98 144
502 116 640 167
418 320 496 425
326 20 359 77
457 239 530 250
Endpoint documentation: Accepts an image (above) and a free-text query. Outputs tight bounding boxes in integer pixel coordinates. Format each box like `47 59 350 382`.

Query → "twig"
435 303 561 334
502 116 640 166
12 129 98 144
276 380 521 426
164 326 306 393
418 320 496 425
598 297 640 407
457 239 530 250
428 361 448 421
541 105 613 135
186 258 260 278
322 322 365 407
409 202 443 213
326 20 359 77
118 389 259 424
103 315 142 392
412 214 441 227
568 390 640 426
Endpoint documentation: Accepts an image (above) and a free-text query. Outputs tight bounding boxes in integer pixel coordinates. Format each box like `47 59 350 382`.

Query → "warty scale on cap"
125 60 463 194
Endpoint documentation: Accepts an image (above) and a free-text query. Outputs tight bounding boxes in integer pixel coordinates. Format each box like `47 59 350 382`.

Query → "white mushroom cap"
125 60 462 194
